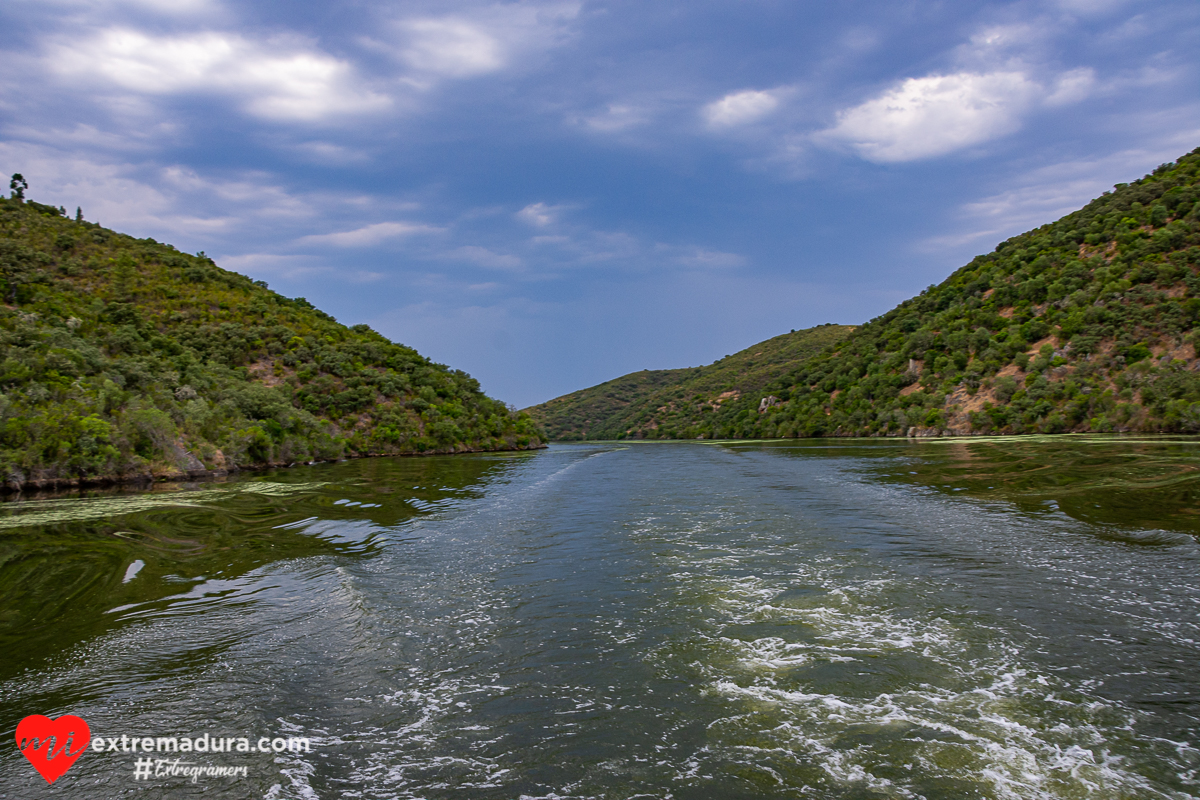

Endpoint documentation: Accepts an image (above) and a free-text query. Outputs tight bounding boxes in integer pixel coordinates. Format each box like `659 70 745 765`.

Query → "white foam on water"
625 486 1200 800
714 571 1191 797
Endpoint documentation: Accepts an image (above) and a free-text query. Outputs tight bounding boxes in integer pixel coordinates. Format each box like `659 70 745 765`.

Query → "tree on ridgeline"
9 174 27 202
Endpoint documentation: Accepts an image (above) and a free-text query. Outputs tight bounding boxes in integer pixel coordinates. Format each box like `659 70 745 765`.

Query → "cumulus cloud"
298 221 440 246
816 14 1107 164
48 28 390 122
703 89 780 128
821 71 1043 162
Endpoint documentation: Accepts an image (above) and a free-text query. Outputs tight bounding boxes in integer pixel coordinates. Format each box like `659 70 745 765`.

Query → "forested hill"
0 195 544 489
533 145 1200 441
735 146 1200 439
525 324 852 440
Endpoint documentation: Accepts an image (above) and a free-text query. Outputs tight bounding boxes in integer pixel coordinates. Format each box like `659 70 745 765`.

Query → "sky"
1 1 1199 408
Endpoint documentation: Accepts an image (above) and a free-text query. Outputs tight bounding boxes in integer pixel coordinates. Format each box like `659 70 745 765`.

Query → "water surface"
2 437 1198 798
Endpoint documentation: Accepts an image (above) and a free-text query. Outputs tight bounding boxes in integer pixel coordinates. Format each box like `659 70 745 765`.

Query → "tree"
75 207 83 222
9 174 27 202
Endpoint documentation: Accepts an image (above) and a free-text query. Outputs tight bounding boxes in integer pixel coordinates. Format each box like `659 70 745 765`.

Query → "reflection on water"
858 434 1200 534
0 455 515 688
0 439 1197 799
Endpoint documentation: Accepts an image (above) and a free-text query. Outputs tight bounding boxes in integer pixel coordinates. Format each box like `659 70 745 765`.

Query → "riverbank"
1 441 548 495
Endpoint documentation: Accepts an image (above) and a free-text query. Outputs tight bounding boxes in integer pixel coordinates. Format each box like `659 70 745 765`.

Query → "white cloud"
0 140 235 236
1 122 164 153
158 166 315 219
127 0 213 11
445 245 523 270
399 19 504 77
580 104 646 133
48 28 390 122
298 221 440 247
814 14 1110 164
821 71 1040 162
390 2 580 83
958 144 1190 228
41 0 219 14
917 132 1200 253
704 89 780 128
1045 67 1096 106
203 252 384 285
516 202 562 226
965 23 1042 55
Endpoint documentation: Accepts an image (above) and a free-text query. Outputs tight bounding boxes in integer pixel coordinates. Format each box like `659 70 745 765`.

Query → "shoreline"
1 442 548 497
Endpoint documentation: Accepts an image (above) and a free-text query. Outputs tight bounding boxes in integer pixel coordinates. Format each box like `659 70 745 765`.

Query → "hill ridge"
525 324 852 439
529 146 1200 440
0 194 544 490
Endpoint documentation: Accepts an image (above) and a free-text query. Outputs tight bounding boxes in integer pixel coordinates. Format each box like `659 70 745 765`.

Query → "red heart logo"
15 714 91 784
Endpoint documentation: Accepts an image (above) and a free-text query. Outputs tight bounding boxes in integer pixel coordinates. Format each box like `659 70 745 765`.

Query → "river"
2 437 1198 798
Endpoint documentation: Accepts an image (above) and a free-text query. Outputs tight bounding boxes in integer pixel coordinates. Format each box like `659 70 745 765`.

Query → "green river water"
1 436 1198 798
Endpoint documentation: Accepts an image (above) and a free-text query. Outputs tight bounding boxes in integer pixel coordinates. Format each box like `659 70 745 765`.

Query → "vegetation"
526 325 852 439
531 146 1200 440
0 190 544 489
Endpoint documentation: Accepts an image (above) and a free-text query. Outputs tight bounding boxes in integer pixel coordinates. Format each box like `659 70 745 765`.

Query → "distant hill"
0 194 544 489
531 145 1200 441
524 324 852 439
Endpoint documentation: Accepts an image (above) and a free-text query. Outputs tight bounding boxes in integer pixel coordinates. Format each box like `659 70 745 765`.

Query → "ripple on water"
2 444 1198 799
633 501 1198 800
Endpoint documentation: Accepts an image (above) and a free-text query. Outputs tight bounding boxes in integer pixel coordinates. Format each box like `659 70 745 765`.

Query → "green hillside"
0 193 544 489
525 324 852 439
532 145 1200 441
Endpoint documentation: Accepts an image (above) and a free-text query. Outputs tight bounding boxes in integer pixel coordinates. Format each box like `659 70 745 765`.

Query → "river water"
2 437 1199 799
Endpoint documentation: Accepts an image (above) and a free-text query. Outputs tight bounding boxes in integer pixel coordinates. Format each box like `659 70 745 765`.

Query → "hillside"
0 193 544 489
525 324 852 439
531 145 1200 441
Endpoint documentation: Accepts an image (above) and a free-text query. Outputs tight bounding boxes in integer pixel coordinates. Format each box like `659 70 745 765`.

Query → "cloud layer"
2 0 1196 407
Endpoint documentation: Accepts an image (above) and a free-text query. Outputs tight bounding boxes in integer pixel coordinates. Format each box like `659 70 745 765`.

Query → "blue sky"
2 0 1198 407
